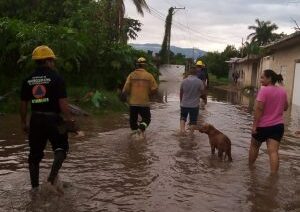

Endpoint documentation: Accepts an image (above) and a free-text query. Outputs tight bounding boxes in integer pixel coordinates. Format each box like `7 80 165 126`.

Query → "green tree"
240 41 261 56
247 19 284 46
160 7 174 64
0 0 158 94
105 0 149 42
0 0 92 24
222 45 240 58
200 45 240 78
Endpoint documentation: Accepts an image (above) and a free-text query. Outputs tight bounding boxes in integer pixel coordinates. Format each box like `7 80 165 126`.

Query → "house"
226 55 260 88
226 57 241 83
260 31 300 105
227 31 300 105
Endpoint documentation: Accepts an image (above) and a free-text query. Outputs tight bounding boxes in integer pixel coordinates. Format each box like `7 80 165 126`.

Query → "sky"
124 0 300 52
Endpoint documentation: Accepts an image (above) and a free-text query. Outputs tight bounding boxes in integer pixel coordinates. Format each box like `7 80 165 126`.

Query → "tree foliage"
247 18 285 46
200 45 240 78
160 7 174 64
0 0 157 93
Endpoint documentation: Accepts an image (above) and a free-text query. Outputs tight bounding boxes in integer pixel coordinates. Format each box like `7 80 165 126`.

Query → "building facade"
260 31 300 105
227 31 300 105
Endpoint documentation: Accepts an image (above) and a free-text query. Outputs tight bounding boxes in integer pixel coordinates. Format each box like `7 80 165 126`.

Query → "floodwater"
1 65 300 212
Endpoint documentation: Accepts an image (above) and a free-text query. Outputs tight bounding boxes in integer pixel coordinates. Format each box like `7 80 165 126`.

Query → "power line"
148 5 229 43
147 6 229 44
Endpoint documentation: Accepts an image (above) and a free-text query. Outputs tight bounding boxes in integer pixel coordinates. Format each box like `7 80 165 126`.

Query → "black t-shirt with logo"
20 67 67 113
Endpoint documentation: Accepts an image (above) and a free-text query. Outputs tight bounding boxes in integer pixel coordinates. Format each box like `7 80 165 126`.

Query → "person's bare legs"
248 138 261 167
180 120 186 134
189 125 196 135
266 139 280 174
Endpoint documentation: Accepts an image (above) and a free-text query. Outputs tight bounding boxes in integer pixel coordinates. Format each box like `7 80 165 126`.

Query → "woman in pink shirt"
248 69 288 174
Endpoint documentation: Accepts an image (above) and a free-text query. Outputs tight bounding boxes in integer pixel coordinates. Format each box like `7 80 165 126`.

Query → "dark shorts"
180 107 199 125
252 124 284 143
28 113 69 162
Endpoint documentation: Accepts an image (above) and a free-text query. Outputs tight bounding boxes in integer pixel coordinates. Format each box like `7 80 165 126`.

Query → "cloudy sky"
124 0 300 52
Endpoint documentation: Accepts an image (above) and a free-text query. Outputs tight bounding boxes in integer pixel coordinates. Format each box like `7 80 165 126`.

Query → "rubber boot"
29 162 40 188
47 150 66 184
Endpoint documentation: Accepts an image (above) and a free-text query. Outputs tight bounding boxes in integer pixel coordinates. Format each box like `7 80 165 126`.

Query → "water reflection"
208 88 255 113
0 65 300 211
247 171 280 212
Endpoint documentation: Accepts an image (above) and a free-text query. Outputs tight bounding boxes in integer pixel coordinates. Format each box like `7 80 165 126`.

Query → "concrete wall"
259 44 300 102
235 62 254 87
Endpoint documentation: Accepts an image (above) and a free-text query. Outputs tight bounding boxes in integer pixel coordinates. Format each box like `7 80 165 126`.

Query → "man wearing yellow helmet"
195 60 209 105
122 57 158 139
20 45 74 192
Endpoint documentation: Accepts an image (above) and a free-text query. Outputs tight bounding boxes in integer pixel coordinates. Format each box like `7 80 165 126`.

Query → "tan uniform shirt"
123 69 158 106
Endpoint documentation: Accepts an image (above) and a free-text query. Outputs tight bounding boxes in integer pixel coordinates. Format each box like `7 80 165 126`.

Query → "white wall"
292 63 300 106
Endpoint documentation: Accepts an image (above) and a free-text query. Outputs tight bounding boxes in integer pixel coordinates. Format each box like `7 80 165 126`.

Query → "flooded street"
1 65 300 212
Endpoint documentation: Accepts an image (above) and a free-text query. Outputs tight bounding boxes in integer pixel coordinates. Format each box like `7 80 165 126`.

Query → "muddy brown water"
1 65 300 212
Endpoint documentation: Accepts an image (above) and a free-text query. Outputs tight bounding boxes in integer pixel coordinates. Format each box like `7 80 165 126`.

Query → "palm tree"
247 19 281 46
113 0 149 42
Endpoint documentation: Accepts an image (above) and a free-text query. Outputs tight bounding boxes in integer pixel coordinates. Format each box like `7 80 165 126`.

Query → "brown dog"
198 123 232 162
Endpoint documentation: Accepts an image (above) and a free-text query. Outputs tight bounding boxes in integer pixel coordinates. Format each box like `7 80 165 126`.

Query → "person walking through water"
180 67 204 135
195 60 209 105
248 69 288 174
20 45 76 193
122 57 158 139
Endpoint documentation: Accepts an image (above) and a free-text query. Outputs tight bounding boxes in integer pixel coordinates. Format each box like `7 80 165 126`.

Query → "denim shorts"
180 107 199 125
252 124 284 143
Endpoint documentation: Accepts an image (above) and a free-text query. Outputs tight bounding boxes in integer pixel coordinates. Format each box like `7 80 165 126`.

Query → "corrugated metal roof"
226 55 260 64
225 57 241 63
262 31 300 49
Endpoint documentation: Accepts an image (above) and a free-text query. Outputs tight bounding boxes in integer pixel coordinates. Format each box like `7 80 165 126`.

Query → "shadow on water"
1 64 300 211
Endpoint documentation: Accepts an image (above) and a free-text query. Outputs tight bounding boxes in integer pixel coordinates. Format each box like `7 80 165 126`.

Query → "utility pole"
161 6 185 65
192 47 195 61
241 38 244 58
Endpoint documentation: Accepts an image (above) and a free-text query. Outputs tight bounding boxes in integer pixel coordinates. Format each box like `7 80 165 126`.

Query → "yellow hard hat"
137 57 146 64
32 45 56 60
196 60 203 66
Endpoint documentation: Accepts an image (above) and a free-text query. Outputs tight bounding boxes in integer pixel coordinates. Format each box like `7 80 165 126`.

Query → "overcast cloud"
124 0 300 51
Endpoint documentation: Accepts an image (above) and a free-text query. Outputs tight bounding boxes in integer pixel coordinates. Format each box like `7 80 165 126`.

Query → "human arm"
59 98 80 133
56 77 79 133
59 98 72 121
252 88 268 134
180 83 183 103
150 75 158 94
199 80 206 99
122 75 131 95
20 80 30 133
284 95 289 111
205 70 209 88
20 101 29 133
252 100 264 134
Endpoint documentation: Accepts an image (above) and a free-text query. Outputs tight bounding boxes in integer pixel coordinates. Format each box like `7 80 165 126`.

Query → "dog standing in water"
198 123 232 162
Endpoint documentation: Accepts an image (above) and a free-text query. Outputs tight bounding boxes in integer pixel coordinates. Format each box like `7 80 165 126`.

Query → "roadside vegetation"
0 0 292 113
0 0 158 114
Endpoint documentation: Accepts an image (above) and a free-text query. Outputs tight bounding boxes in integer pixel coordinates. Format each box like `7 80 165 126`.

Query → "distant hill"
130 43 206 60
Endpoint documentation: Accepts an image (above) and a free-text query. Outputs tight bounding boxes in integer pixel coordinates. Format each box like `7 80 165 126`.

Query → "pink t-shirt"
256 86 287 127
